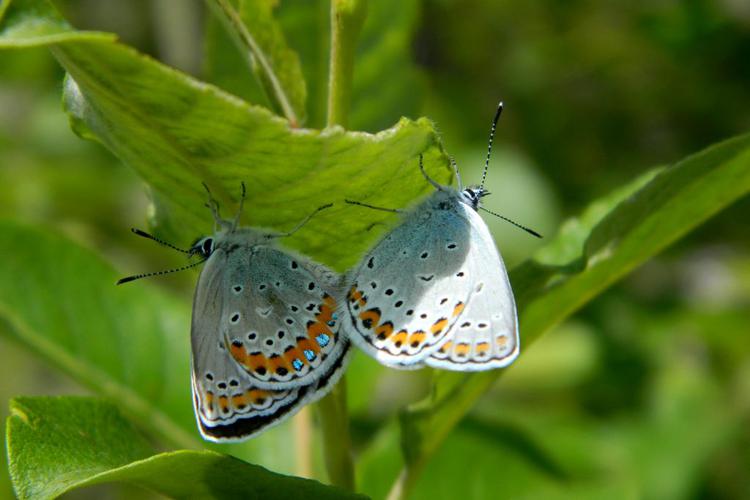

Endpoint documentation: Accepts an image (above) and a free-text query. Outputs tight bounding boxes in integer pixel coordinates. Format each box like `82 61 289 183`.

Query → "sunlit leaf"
0 0 450 271
6 397 363 499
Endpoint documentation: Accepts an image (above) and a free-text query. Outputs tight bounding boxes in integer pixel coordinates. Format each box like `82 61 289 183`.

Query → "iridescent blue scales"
188 193 349 442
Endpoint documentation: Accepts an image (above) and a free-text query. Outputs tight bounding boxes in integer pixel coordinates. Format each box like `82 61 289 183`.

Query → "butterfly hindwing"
343 191 475 368
426 205 519 370
190 244 351 441
199 231 346 390
191 342 351 442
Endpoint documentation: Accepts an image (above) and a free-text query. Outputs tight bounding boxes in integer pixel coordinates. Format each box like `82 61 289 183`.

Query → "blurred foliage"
1 0 749 499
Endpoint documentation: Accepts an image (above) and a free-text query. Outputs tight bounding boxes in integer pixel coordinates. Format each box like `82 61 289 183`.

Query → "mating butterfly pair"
120 103 540 442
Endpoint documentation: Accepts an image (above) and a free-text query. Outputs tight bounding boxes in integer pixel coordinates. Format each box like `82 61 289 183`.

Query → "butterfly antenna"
479 206 542 238
116 259 207 285
480 101 504 191
231 181 247 230
129 228 191 254
270 203 334 238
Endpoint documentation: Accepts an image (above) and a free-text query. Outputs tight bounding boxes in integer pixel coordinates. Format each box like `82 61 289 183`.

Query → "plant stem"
293 407 313 478
209 0 299 126
326 0 367 129
316 0 366 491
317 379 354 490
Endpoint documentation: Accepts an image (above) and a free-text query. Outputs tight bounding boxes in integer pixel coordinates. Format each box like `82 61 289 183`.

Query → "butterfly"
341 102 540 371
119 184 349 441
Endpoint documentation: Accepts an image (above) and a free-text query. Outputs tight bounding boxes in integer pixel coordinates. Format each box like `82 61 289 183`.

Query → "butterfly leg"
419 154 445 191
344 199 403 213
267 203 334 239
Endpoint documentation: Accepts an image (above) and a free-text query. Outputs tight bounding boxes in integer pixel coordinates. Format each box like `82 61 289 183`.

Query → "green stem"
317 0 366 491
316 379 354 490
326 0 367 129
209 0 299 126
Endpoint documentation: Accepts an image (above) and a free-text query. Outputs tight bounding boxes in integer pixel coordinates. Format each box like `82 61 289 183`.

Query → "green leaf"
205 0 307 125
6 397 364 499
0 220 303 474
0 220 196 448
0 0 450 271
389 132 750 496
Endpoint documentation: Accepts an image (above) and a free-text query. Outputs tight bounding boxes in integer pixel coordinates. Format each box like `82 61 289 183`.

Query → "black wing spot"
406 309 413 316
285 318 294 325
385 289 394 296
291 260 298 269
229 379 239 387
440 298 448 305
265 339 274 346
255 367 267 375
420 313 428 319
394 300 403 308
276 367 288 376
367 256 375 269
259 284 267 290
290 305 299 312
371 281 378 289
420 251 429 259
205 373 214 381
461 322 471 328
278 330 286 339
217 382 227 390
456 271 465 277
308 282 316 290
447 243 457 249
247 332 257 340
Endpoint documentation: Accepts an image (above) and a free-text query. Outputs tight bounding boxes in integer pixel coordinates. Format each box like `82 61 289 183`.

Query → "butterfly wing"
216 241 346 389
191 345 351 442
343 192 475 369
426 205 519 370
191 252 351 441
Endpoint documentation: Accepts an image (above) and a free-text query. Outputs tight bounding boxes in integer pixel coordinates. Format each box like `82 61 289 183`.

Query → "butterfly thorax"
190 227 271 260
416 187 487 218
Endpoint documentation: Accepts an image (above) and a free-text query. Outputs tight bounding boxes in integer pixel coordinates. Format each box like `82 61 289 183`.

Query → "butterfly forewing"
344 191 475 368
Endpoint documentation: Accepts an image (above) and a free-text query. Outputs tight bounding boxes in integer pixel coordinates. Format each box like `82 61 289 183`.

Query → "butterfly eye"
201 238 214 256
189 236 215 258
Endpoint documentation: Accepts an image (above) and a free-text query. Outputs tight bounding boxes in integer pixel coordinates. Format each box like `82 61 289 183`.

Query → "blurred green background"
1 0 749 498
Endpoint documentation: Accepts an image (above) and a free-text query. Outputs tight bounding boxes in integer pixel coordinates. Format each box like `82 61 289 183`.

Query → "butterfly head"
459 185 490 210
189 236 216 259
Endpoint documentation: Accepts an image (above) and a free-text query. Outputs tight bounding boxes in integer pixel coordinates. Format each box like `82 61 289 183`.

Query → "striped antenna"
116 259 206 285
479 206 542 238
480 101 504 190
130 228 191 254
